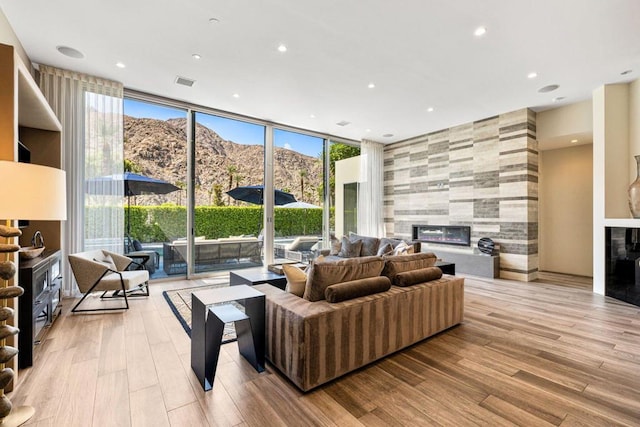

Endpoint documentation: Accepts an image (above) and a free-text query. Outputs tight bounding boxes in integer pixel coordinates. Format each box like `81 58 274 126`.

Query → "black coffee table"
435 261 455 275
229 267 287 290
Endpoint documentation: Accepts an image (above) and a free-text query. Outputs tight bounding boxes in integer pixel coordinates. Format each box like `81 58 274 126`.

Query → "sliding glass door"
122 98 188 278
193 112 265 273
272 129 324 262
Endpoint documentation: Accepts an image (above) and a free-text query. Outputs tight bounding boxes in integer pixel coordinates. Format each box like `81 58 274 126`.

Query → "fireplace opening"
605 226 640 307
412 225 471 247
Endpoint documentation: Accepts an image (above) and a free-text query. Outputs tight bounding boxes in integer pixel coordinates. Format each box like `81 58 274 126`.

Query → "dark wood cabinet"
18 249 62 368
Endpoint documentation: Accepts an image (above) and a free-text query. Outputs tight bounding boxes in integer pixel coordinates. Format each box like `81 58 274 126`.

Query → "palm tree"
226 165 237 205
299 169 308 202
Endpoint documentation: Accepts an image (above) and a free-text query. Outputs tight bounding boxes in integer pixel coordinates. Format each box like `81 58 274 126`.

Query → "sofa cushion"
282 264 307 297
303 256 385 302
325 276 391 303
376 242 393 256
329 235 341 255
392 240 413 255
337 237 362 258
381 252 438 281
393 266 443 287
348 232 380 257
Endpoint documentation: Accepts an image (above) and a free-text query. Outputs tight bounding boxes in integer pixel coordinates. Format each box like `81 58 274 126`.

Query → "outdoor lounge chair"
68 249 149 313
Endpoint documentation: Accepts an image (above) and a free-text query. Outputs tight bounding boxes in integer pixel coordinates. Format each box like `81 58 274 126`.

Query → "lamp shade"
0 160 67 220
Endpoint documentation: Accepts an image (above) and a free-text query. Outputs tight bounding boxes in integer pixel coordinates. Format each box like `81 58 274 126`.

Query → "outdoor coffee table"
190 285 265 391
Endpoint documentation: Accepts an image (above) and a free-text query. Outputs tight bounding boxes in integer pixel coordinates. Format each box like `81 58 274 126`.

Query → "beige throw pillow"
303 256 385 301
282 264 307 297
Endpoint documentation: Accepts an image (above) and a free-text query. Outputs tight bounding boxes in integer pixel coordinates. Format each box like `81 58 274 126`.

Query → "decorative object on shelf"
18 231 44 260
629 155 640 218
0 160 66 427
477 237 496 255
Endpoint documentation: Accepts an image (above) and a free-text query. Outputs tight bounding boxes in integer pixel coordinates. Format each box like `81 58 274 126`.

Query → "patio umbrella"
87 172 179 236
226 185 296 206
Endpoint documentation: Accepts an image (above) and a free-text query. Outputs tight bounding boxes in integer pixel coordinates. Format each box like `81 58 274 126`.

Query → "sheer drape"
39 65 124 296
357 139 384 237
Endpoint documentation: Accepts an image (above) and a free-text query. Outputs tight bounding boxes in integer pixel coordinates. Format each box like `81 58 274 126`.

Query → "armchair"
68 249 149 313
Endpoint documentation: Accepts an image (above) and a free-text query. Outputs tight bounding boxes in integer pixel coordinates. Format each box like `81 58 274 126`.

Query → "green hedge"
121 206 324 242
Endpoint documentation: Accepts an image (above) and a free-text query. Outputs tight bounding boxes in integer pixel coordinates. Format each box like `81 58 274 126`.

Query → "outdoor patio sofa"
163 237 261 274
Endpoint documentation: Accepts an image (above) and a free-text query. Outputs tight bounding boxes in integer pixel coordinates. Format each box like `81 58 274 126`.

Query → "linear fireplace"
412 225 471 247
605 226 640 307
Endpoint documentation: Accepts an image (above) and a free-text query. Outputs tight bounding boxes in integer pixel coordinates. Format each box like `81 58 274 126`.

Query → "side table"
229 267 287 290
190 285 265 391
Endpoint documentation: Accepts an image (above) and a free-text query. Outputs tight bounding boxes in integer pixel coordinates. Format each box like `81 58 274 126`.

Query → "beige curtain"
358 139 385 237
39 65 124 296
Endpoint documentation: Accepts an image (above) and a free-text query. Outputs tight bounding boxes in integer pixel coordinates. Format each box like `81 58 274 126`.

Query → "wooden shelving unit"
0 43 62 381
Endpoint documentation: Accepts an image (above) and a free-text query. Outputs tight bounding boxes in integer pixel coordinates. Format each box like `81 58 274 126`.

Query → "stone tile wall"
383 108 538 281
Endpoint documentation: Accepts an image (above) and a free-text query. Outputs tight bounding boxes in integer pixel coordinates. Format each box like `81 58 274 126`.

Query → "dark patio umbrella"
226 185 296 206
87 172 179 236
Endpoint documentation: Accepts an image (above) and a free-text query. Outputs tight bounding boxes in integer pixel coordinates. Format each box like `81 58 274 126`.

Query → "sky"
124 98 323 158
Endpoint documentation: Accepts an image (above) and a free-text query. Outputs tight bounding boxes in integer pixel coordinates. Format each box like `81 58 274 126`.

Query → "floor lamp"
0 160 66 427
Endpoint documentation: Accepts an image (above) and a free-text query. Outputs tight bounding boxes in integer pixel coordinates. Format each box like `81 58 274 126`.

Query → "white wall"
539 144 593 276
334 156 359 237
0 8 30 69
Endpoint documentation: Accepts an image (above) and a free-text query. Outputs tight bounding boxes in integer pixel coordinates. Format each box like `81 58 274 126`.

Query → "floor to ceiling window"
123 91 357 279
193 112 265 273
273 129 324 262
122 98 188 278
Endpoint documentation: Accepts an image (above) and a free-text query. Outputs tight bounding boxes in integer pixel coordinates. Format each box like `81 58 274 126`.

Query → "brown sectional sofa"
254 252 464 391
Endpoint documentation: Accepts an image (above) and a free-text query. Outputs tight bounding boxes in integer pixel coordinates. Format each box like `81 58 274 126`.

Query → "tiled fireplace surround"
383 108 538 281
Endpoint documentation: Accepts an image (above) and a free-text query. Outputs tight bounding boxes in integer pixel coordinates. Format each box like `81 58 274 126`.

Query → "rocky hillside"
124 116 322 206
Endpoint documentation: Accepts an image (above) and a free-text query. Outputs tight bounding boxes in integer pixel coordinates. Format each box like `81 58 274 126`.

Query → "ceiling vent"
336 120 351 126
175 76 195 87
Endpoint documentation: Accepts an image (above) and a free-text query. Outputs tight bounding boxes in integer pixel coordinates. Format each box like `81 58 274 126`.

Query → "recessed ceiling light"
309 114 316 118
116 62 126 68
527 72 538 79
621 69 633 75
474 26 487 37
56 45 84 59
538 84 559 93
192 54 201 60
209 17 220 24
571 139 578 143
368 82 375 89
383 134 394 138
427 107 434 112
232 93 240 98
336 121 350 127
365 129 371 132
553 96 566 102
277 44 287 53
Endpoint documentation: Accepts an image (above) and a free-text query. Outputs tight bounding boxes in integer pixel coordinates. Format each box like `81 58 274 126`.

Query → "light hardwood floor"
10 272 640 426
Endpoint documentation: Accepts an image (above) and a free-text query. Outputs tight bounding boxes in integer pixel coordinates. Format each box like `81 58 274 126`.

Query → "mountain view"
123 116 323 206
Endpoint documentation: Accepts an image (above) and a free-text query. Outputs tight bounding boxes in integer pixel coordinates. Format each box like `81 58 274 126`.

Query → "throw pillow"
338 237 362 258
330 235 342 256
303 256 385 301
93 254 116 270
381 252 438 281
393 267 443 287
376 242 393 256
132 239 144 251
392 241 410 256
325 276 391 303
348 232 380 257
282 264 307 297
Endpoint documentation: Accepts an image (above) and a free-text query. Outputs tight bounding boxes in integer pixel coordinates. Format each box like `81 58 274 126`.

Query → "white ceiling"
1 0 639 145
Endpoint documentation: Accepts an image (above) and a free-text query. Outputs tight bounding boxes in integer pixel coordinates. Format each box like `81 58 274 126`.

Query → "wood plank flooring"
10 273 640 426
